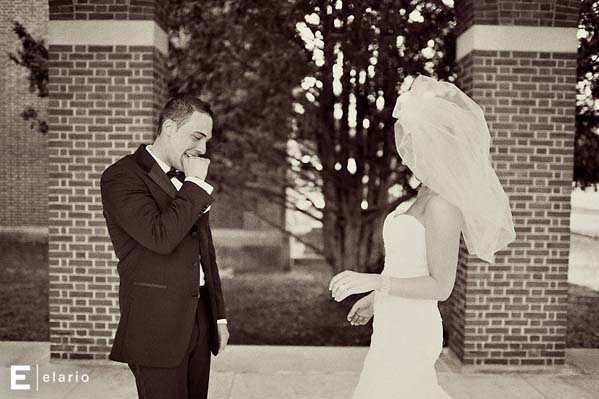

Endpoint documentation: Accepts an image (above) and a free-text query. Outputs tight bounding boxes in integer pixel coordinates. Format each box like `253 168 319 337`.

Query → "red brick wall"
48 43 166 359
456 0 580 35
49 0 168 31
449 49 576 365
0 0 48 227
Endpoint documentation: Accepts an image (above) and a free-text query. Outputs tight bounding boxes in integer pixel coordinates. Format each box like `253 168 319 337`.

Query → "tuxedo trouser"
128 286 212 399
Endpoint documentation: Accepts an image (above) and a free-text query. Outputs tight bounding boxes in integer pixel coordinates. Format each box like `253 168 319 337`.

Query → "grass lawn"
0 233 48 341
222 263 373 346
0 234 597 348
566 284 599 348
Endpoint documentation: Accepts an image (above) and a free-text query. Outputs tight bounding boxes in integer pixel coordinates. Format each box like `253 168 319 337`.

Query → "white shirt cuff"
185 177 214 194
184 177 213 213
216 319 228 325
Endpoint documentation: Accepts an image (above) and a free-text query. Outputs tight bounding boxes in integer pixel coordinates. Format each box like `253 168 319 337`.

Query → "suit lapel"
133 144 177 199
148 163 177 199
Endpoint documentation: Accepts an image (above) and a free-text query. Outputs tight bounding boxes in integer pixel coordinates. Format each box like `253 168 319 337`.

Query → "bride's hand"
347 292 375 326
329 270 382 302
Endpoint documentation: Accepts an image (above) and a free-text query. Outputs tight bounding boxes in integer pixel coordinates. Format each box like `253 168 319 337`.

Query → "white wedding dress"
352 206 452 398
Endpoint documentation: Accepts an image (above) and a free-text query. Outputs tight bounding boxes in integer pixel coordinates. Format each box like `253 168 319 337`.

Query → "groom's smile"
163 111 213 171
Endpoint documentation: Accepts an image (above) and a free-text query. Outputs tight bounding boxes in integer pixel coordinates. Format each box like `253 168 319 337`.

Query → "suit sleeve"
101 164 214 255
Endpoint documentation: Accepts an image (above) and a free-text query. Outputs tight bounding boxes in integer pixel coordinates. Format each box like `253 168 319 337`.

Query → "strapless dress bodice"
382 208 429 279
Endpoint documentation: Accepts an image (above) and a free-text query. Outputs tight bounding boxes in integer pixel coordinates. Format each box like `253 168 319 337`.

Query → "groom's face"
166 111 213 171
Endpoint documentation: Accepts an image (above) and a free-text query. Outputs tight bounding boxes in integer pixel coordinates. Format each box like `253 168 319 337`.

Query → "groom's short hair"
156 95 214 136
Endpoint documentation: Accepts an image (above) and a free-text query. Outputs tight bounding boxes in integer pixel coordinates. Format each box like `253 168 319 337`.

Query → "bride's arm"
383 196 463 301
329 196 462 302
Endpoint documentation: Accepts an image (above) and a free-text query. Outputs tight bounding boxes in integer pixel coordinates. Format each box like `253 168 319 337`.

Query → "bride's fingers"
347 284 366 299
347 305 359 320
329 271 348 290
330 271 356 290
329 273 349 291
333 288 346 301
348 303 365 320
331 282 341 298
331 278 351 298
328 277 336 291
329 279 343 293
335 289 350 302
336 280 360 300
328 278 336 291
333 289 342 301
351 314 366 325
332 276 352 291
334 282 353 300
332 275 362 300
343 282 360 296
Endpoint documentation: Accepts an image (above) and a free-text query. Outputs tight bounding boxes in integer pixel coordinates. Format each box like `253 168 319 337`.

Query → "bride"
329 75 516 398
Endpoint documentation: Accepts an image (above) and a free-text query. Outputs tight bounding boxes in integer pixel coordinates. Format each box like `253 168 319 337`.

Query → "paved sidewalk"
1 343 598 399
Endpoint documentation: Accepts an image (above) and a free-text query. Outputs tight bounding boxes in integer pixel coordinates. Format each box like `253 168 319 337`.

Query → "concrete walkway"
1 343 598 399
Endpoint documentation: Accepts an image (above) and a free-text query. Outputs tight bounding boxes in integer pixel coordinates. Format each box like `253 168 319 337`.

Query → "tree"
576 0 599 189
7 21 48 134
11 1 596 269
168 0 455 272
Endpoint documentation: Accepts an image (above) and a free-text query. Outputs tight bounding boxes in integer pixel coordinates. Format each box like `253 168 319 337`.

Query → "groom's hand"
182 154 210 181
217 324 230 355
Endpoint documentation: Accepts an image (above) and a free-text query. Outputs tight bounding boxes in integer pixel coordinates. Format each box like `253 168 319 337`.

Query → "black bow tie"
166 167 185 182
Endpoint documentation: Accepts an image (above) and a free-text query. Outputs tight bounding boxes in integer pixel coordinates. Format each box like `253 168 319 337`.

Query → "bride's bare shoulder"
424 195 463 227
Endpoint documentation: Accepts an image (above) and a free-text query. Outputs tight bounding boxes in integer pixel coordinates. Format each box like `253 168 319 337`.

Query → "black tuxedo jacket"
100 144 227 367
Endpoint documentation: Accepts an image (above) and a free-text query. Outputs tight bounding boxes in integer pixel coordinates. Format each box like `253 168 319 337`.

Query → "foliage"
8 21 48 134
8 2 599 268
576 0 599 189
168 0 455 272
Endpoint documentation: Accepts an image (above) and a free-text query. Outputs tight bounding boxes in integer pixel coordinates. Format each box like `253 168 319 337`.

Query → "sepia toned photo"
1 1 598 398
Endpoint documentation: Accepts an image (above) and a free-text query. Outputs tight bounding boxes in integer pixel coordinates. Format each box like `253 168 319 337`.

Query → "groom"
100 96 229 399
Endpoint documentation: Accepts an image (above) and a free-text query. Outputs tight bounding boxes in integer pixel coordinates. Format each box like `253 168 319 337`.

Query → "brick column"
48 1 168 360
449 0 579 366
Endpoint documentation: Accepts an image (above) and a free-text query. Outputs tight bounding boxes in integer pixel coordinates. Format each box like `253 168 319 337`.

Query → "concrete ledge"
212 229 283 248
48 20 168 56
0 226 47 242
457 25 578 60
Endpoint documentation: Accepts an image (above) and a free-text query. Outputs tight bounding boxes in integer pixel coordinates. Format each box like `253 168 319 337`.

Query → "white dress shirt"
146 146 227 325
